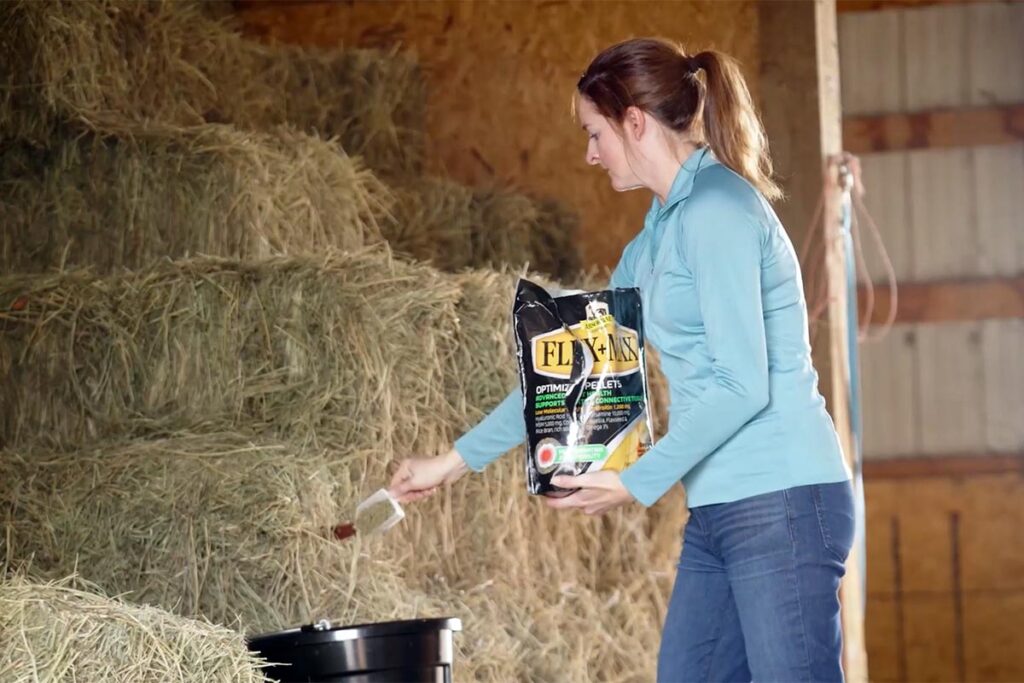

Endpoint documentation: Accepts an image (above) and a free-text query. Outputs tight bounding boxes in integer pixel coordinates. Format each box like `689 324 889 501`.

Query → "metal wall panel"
915 322 987 455
839 10 903 115
972 144 1024 278
861 320 1024 459
840 4 1023 460
903 5 970 110
966 3 1024 105
906 147 980 280
981 319 1024 452
858 152 914 280
860 326 919 457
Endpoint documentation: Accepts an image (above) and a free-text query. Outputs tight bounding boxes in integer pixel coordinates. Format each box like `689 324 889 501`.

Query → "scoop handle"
331 522 356 540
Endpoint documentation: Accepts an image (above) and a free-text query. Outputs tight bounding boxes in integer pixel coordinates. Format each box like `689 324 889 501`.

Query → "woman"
391 38 854 683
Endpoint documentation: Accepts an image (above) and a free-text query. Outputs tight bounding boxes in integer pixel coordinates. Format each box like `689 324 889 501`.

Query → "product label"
513 279 654 497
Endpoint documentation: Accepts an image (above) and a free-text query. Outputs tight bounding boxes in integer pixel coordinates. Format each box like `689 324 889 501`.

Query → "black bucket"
247 617 463 683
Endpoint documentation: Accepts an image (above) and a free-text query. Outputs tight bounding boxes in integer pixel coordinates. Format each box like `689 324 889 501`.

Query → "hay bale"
0 250 684 680
0 247 681 575
384 176 581 279
0 576 264 682
0 249 462 448
0 434 426 630
0 124 389 273
0 129 580 278
0 432 673 683
0 0 424 174
0 249 682 588
0 436 549 682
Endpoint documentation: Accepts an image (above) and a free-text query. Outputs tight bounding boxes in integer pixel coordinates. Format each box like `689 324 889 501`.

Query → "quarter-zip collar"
651 145 715 220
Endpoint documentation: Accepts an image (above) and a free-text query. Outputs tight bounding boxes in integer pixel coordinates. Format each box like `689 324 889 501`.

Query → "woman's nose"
586 150 599 166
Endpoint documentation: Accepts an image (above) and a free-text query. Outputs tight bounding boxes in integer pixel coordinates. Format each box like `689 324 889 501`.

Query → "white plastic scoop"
332 488 405 541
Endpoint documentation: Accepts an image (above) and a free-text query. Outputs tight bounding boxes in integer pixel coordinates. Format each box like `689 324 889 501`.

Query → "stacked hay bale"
0 126 579 276
0 0 425 175
0 126 389 273
0 576 265 682
384 177 580 279
0 430 675 682
0 251 682 681
0 438 526 682
0 251 461 449
0 1 675 681
0 0 580 278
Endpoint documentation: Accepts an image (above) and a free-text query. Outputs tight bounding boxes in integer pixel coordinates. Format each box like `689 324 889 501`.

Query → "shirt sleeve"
453 389 526 471
454 245 640 471
619 191 771 507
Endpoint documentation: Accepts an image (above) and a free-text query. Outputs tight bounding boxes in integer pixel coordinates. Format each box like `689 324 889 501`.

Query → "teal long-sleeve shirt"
454 148 850 508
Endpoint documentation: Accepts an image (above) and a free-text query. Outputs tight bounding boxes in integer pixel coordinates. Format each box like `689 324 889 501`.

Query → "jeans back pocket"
812 481 856 563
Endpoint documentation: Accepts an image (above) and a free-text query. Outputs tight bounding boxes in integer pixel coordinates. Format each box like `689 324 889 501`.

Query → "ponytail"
579 39 781 201
692 50 782 200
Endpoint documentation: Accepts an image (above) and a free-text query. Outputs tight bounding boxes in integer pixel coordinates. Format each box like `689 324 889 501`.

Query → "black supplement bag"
512 278 653 497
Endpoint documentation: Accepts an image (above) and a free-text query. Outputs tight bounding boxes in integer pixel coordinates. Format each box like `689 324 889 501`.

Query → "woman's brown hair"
577 38 781 201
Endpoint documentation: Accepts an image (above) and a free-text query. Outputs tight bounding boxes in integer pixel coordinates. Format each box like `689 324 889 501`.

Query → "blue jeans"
658 481 855 683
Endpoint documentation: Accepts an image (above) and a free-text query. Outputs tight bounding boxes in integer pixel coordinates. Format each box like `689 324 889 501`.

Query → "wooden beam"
760 0 850 453
844 104 1024 153
864 453 1024 479
858 276 1024 325
759 4 868 681
838 0 1019 12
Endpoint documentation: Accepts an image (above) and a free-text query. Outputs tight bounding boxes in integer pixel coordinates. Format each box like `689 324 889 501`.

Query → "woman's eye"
589 133 598 141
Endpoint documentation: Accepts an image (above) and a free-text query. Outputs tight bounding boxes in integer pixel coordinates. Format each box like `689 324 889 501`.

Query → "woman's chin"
609 177 644 193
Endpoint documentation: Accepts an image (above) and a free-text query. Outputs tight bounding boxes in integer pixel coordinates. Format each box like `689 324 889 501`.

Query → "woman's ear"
624 106 646 141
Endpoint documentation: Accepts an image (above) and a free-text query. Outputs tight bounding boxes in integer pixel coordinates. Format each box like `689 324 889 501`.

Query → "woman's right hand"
389 448 469 503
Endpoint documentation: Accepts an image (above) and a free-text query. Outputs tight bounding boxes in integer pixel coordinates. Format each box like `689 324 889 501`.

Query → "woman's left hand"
544 470 636 515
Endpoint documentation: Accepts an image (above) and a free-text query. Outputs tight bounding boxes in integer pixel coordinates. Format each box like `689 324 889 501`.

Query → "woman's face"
577 96 643 192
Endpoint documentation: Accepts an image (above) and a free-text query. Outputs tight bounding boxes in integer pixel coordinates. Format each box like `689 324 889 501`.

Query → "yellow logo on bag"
532 317 641 379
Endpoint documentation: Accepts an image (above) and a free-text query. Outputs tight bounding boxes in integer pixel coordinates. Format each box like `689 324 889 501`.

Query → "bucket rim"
247 617 463 647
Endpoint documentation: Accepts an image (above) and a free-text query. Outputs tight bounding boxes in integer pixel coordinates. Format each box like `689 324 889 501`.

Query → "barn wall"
235 0 761 269
840 3 1024 680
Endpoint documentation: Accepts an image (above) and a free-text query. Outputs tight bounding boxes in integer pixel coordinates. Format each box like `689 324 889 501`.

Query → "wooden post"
758 2 869 681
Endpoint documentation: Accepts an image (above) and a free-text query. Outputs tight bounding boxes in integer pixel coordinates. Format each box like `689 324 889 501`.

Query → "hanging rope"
799 152 900 344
